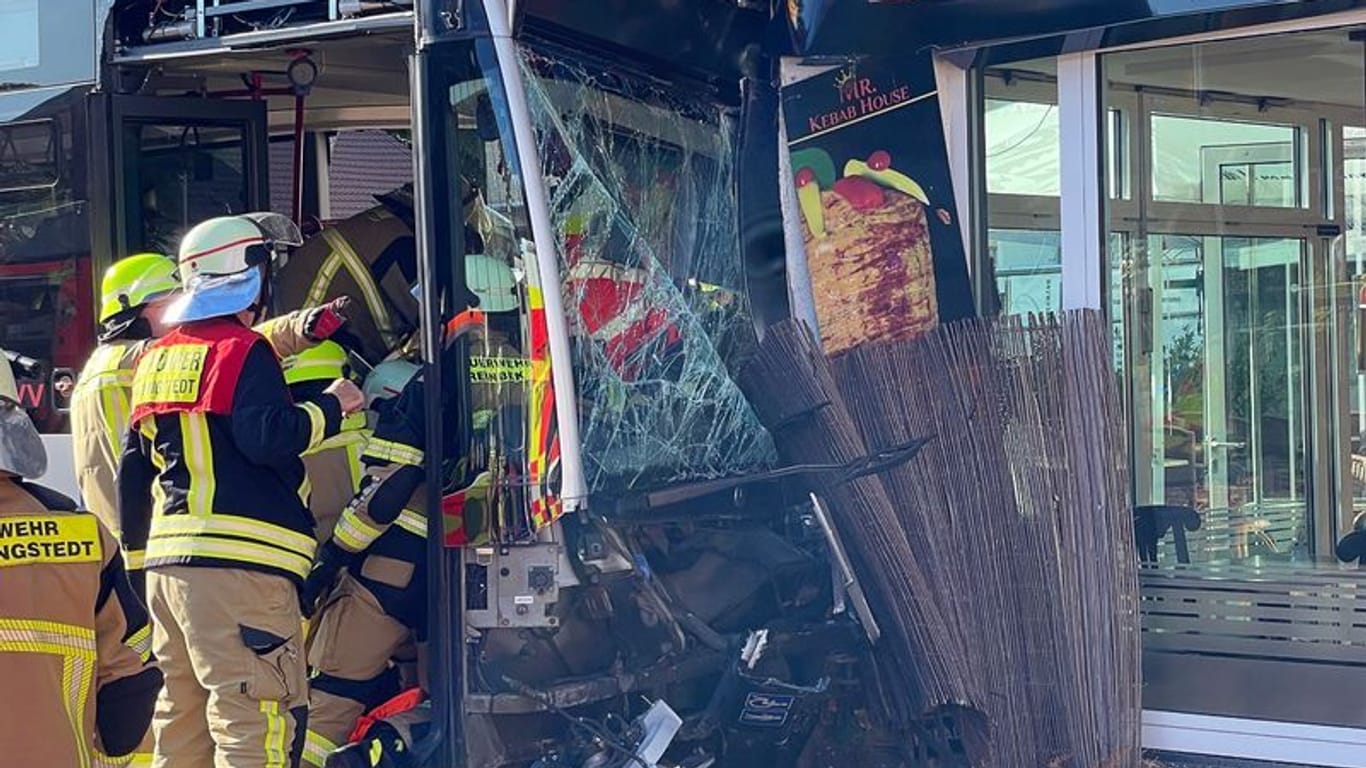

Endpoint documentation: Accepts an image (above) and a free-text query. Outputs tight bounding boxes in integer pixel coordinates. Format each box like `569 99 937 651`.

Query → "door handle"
1206 439 1247 449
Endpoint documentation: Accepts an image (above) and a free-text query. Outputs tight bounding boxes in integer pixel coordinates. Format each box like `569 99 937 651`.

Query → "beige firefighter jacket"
0 477 157 767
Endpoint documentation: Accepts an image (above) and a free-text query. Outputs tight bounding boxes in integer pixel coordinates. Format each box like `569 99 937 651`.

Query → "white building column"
1057 50 1103 310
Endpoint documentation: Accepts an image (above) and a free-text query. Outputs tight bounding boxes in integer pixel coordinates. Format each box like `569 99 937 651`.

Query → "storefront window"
1150 115 1304 207
1104 27 1366 728
985 97 1059 197
988 229 1060 314
982 59 1061 316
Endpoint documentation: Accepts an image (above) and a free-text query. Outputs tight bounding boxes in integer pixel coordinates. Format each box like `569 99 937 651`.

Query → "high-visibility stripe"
297 401 326 449
126 624 153 664
141 420 168 516
298 473 313 509
123 549 146 571
333 509 383 553
98 380 131 467
302 425 367 458
305 253 344 308
93 751 153 768
320 229 397 347
75 345 134 396
146 537 313 579
0 619 97 768
180 413 216 518
0 619 98 657
347 441 365 490
395 508 426 538
302 729 339 767
260 700 288 768
363 438 423 467
150 515 316 560
65 654 94 768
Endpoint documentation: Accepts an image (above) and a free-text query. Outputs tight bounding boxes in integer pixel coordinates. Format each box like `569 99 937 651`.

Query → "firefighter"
297 364 434 768
71 254 179 536
297 241 521 766
297 318 494 766
283 341 371 544
118 213 366 768
273 188 421 364
74 252 353 544
0 349 163 767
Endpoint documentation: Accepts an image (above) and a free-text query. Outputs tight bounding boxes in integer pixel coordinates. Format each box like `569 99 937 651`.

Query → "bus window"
121 122 252 255
445 55 553 541
0 107 93 433
515 46 775 494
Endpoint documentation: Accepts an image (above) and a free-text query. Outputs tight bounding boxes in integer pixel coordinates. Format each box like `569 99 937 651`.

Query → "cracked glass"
517 46 775 493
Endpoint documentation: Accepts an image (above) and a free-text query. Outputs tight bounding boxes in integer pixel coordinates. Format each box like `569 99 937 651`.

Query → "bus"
0 1 881 765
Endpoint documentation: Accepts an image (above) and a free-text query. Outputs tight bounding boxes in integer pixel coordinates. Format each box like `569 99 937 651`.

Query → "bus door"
96 95 268 258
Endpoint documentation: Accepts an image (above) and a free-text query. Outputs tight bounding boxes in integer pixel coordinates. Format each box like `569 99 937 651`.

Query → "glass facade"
982 59 1062 316
975 21 1366 731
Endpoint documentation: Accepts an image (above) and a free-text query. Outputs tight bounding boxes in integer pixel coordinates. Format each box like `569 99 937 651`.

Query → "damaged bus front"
407 3 886 766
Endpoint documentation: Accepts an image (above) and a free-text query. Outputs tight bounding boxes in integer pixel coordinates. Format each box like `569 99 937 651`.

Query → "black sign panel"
782 55 974 355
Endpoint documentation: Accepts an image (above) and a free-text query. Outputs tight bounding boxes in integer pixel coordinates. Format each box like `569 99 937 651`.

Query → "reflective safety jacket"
71 341 141 538
72 312 315 543
302 411 370 545
0 477 162 768
118 317 344 585
274 204 420 363
329 379 431 632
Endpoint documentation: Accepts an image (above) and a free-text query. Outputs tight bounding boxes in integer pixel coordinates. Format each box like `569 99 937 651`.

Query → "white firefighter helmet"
363 359 420 409
0 352 46 479
163 213 305 324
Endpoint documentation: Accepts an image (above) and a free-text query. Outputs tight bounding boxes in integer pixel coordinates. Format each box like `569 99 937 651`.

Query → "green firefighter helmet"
98 253 180 324
282 341 350 386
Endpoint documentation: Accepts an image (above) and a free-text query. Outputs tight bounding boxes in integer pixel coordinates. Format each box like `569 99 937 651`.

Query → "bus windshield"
516 46 775 494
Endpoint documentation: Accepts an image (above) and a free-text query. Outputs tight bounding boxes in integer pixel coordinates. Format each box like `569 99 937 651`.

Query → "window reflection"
0 103 90 434
1103 27 1366 727
1150 114 1303 207
981 59 1061 317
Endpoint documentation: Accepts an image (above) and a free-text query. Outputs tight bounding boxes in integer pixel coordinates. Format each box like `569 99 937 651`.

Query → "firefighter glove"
301 539 355 618
305 297 353 342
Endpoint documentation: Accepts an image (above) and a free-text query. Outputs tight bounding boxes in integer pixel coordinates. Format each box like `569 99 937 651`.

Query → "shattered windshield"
517 46 775 493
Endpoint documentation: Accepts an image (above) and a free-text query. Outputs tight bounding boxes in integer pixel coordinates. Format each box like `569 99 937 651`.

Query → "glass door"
105 95 268 258
1146 234 1308 562
1103 27 1366 728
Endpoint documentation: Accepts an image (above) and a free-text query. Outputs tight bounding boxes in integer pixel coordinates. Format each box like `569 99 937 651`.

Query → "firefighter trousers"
94 731 155 767
301 572 420 767
146 566 309 768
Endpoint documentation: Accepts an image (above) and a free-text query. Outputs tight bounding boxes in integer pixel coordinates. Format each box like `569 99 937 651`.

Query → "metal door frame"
100 94 269 260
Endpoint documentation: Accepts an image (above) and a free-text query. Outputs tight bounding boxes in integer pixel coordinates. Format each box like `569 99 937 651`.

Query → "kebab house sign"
783 56 974 356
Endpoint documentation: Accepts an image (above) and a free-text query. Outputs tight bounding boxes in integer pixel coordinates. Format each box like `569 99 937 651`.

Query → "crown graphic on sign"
834 68 857 92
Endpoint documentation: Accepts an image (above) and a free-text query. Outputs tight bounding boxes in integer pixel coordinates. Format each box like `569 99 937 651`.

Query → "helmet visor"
0 401 47 479
242 212 304 249
162 268 264 325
